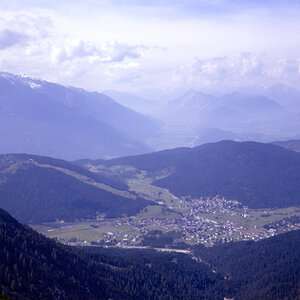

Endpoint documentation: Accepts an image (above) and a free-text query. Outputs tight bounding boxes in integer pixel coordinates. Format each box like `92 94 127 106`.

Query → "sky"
1 0 300 98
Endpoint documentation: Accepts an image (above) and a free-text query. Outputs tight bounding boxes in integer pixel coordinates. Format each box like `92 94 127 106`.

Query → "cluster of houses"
65 196 298 247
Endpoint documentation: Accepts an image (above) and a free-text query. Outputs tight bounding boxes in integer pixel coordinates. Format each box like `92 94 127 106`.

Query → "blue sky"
0 0 300 96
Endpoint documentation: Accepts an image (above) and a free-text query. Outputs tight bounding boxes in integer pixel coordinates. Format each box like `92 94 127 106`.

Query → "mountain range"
1 71 300 158
271 139 300 153
154 88 300 149
162 90 288 126
241 84 300 114
0 72 160 160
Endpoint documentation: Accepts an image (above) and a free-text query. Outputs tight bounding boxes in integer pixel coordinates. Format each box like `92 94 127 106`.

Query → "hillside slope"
193 229 300 299
1 207 299 299
0 72 159 159
0 154 152 223
0 207 132 300
272 139 300 153
0 208 222 300
102 141 300 208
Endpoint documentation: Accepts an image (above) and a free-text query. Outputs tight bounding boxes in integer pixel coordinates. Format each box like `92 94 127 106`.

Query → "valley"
2 2 300 298
2 141 300 251
32 164 300 248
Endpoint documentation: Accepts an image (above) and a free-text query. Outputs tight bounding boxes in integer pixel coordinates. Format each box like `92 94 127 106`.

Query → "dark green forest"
0 154 152 223
96 140 300 209
0 207 224 299
1 207 300 300
153 141 300 208
193 230 300 299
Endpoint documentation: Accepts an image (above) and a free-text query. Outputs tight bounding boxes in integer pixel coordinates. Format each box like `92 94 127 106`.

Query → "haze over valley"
1 71 300 159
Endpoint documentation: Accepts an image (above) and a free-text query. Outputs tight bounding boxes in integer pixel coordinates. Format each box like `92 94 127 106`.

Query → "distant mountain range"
1 71 299 157
0 72 160 160
162 90 288 127
271 139 300 153
244 84 300 114
154 88 300 149
103 90 160 115
1 207 300 299
0 153 152 223
98 140 300 209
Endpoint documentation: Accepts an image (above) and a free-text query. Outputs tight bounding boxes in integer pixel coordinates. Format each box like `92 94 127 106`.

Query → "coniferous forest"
1 207 300 300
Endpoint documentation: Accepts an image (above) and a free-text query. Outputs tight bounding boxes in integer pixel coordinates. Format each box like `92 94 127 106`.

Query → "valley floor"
31 170 300 249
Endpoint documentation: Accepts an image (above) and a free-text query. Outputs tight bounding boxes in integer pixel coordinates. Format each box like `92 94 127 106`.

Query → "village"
63 196 300 248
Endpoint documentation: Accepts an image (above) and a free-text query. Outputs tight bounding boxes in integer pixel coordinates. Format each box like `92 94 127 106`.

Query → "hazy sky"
1 0 300 96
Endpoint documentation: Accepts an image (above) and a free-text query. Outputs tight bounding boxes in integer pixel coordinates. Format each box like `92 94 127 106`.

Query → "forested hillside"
193 229 300 299
101 140 300 209
0 207 223 300
0 208 131 299
0 154 152 223
1 207 300 299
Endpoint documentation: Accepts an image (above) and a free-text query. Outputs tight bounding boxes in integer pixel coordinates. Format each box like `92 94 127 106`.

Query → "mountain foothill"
98 140 300 209
0 153 153 223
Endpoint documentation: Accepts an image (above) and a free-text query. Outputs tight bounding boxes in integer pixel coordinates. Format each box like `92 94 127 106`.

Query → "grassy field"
32 202 300 247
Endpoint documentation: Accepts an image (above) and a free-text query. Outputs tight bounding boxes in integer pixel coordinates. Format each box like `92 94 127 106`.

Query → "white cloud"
50 40 99 63
0 29 27 49
172 53 300 93
0 1 300 95
0 9 145 90
50 40 141 64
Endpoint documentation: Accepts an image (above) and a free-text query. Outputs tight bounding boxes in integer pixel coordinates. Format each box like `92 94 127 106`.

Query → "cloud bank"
0 1 300 95
173 53 300 93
